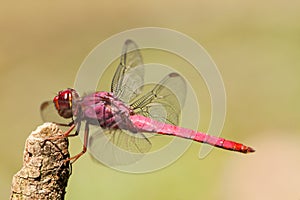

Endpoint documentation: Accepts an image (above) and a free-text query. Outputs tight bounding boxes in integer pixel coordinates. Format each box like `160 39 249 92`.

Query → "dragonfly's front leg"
66 122 89 164
67 120 81 137
46 123 76 141
53 121 74 127
47 119 81 140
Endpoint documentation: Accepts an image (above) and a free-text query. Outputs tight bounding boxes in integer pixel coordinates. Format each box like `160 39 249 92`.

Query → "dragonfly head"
53 88 79 119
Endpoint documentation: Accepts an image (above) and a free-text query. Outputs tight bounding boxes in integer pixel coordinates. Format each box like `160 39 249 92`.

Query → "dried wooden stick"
10 123 70 200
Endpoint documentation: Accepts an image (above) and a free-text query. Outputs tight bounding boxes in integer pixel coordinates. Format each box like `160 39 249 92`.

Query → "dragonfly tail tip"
247 147 255 153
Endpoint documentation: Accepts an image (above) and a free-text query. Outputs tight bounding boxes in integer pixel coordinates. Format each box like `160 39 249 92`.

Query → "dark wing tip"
168 72 180 78
124 39 138 48
40 101 51 111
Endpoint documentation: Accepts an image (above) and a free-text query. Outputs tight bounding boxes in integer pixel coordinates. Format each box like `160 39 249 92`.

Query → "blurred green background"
1 1 300 199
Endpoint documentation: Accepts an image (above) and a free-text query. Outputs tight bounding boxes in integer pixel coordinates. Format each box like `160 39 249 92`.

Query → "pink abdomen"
130 115 255 154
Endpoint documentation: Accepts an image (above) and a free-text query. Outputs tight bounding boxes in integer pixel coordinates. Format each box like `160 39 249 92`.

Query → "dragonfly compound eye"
53 89 73 119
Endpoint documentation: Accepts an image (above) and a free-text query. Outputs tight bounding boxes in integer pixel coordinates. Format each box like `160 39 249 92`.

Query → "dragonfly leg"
47 123 76 140
65 122 89 164
54 120 74 127
66 132 79 137
67 120 81 137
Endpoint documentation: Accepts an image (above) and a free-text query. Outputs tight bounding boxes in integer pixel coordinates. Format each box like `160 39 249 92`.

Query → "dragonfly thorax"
78 91 135 130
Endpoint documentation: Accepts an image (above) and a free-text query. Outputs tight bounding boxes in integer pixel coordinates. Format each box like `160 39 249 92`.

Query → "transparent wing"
40 101 72 125
111 39 144 103
76 90 151 166
130 73 186 126
87 127 151 166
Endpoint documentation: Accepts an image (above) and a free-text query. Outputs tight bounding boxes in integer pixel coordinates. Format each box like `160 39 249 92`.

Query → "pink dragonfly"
41 40 254 165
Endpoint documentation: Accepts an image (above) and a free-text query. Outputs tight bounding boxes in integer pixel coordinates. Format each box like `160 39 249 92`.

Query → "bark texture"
10 123 70 200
